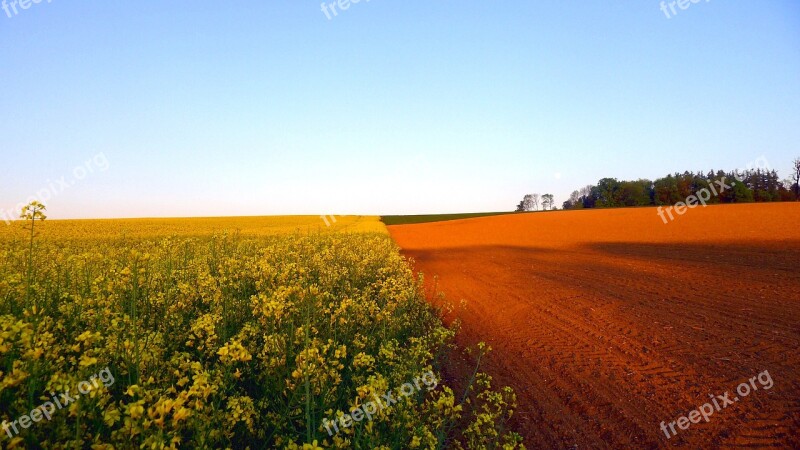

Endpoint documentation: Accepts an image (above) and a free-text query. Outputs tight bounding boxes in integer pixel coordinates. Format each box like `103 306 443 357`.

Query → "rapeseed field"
0 208 523 449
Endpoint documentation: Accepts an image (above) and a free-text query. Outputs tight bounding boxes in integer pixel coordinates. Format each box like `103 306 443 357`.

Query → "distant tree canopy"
561 167 798 210
793 158 800 199
515 193 550 212
515 195 533 212
541 194 554 210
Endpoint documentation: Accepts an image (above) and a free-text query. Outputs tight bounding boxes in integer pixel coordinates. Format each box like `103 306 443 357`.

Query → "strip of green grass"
381 211 518 226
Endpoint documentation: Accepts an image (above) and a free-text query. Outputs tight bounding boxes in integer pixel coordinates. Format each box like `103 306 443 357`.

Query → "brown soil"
388 203 800 449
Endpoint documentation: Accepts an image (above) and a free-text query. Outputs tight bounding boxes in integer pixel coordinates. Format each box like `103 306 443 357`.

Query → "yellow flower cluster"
0 216 524 448
217 340 252 364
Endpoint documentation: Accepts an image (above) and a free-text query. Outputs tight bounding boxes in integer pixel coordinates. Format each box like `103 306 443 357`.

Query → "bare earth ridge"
388 203 800 449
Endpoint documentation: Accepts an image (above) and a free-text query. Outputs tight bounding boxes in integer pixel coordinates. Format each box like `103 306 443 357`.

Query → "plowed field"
388 203 800 449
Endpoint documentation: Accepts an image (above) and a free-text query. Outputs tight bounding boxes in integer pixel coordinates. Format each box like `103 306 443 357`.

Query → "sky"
1 0 799 219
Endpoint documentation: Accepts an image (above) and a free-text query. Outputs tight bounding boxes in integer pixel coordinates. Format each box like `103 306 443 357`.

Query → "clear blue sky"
1 0 798 219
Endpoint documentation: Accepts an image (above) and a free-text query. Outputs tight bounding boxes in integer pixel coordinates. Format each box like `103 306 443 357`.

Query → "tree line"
516 193 555 212
559 158 800 210
515 158 800 211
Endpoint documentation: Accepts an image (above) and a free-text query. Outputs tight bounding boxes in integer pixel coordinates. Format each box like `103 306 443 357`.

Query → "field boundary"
381 211 520 226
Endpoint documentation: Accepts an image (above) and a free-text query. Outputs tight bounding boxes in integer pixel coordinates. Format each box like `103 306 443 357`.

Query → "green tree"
595 178 620 207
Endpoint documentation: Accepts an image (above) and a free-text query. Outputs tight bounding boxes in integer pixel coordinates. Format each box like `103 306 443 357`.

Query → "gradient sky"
1 0 799 219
